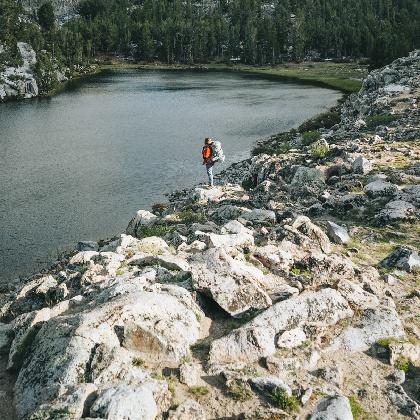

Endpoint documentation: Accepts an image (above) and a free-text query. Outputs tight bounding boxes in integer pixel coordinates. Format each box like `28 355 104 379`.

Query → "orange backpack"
202 145 212 160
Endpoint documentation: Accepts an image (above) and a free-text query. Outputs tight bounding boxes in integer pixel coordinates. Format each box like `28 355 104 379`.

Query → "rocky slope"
0 43 40 102
0 51 419 419
0 41 95 103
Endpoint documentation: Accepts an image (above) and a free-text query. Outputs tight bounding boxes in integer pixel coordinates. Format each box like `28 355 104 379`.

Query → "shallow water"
0 69 341 282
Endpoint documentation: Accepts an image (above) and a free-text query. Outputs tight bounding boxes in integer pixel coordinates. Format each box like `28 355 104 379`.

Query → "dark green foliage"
366 114 398 129
298 110 341 132
302 131 321 146
1 0 419 91
269 389 300 412
137 224 175 238
38 2 55 31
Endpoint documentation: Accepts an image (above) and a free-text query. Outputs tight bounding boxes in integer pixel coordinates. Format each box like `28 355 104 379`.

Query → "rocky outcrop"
1 52 419 419
0 43 39 102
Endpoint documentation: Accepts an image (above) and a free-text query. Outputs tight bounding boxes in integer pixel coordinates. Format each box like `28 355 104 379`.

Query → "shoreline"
98 60 367 93
1 71 344 286
0 51 419 420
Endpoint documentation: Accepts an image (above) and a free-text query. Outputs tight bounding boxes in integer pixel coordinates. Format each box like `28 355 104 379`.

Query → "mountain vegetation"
1 0 420 73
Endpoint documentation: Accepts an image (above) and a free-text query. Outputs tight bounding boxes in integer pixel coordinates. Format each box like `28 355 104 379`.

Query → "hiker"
202 137 225 187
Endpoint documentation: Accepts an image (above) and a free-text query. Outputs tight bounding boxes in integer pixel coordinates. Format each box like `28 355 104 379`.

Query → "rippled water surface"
0 69 341 282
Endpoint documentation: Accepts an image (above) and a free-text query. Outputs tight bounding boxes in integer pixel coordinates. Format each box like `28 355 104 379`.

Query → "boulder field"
0 51 419 419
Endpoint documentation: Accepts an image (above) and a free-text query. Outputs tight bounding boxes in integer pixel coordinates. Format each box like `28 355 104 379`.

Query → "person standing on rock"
202 137 225 187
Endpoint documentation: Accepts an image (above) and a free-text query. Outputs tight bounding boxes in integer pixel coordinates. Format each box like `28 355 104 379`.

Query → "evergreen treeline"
1 0 420 72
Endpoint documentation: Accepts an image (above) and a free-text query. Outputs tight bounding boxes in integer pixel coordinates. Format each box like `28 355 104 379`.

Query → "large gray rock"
190 248 271 318
329 306 405 353
377 200 416 224
387 384 420 418
8 308 51 370
89 383 166 420
126 210 158 237
14 286 203 418
290 216 332 254
326 221 350 244
379 246 420 272
352 156 372 174
337 279 379 309
0 322 13 355
209 289 352 364
168 399 207 420
310 396 353 420
30 384 98 419
207 231 254 249
291 166 325 194
129 254 190 272
364 180 398 198
241 208 276 225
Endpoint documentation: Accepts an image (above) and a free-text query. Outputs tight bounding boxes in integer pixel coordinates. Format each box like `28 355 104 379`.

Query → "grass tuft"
132 357 145 367
138 224 175 238
189 386 209 396
269 389 299 412
395 356 411 372
366 114 398 129
228 380 253 401
302 130 321 146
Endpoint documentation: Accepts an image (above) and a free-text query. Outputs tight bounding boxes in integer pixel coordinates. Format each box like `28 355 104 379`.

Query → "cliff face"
19 0 80 20
0 52 419 420
0 43 39 102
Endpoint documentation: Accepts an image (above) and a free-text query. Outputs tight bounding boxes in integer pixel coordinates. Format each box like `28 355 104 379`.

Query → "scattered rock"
126 210 158 237
329 306 405 353
310 396 353 420
276 327 307 349
387 384 420 417
168 399 207 420
364 180 398 198
379 246 420 272
248 376 292 396
352 156 372 174
388 370 406 385
210 289 352 364
326 221 350 244
190 248 272 318
389 342 420 366
316 365 344 387
377 200 416 224
179 363 202 387
77 241 99 251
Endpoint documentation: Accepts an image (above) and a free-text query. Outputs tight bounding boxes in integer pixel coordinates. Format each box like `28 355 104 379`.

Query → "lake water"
0 69 341 283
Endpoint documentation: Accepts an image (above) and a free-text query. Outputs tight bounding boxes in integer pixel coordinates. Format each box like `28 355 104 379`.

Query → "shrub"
366 114 398 129
302 130 321 146
132 357 145 367
395 356 411 372
310 139 329 158
298 110 341 132
228 380 253 401
349 395 363 419
269 389 299 412
376 337 400 347
189 386 209 396
138 224 175 238
176 209 206 223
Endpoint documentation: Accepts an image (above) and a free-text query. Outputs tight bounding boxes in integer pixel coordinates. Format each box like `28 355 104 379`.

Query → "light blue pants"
206 161 214 186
